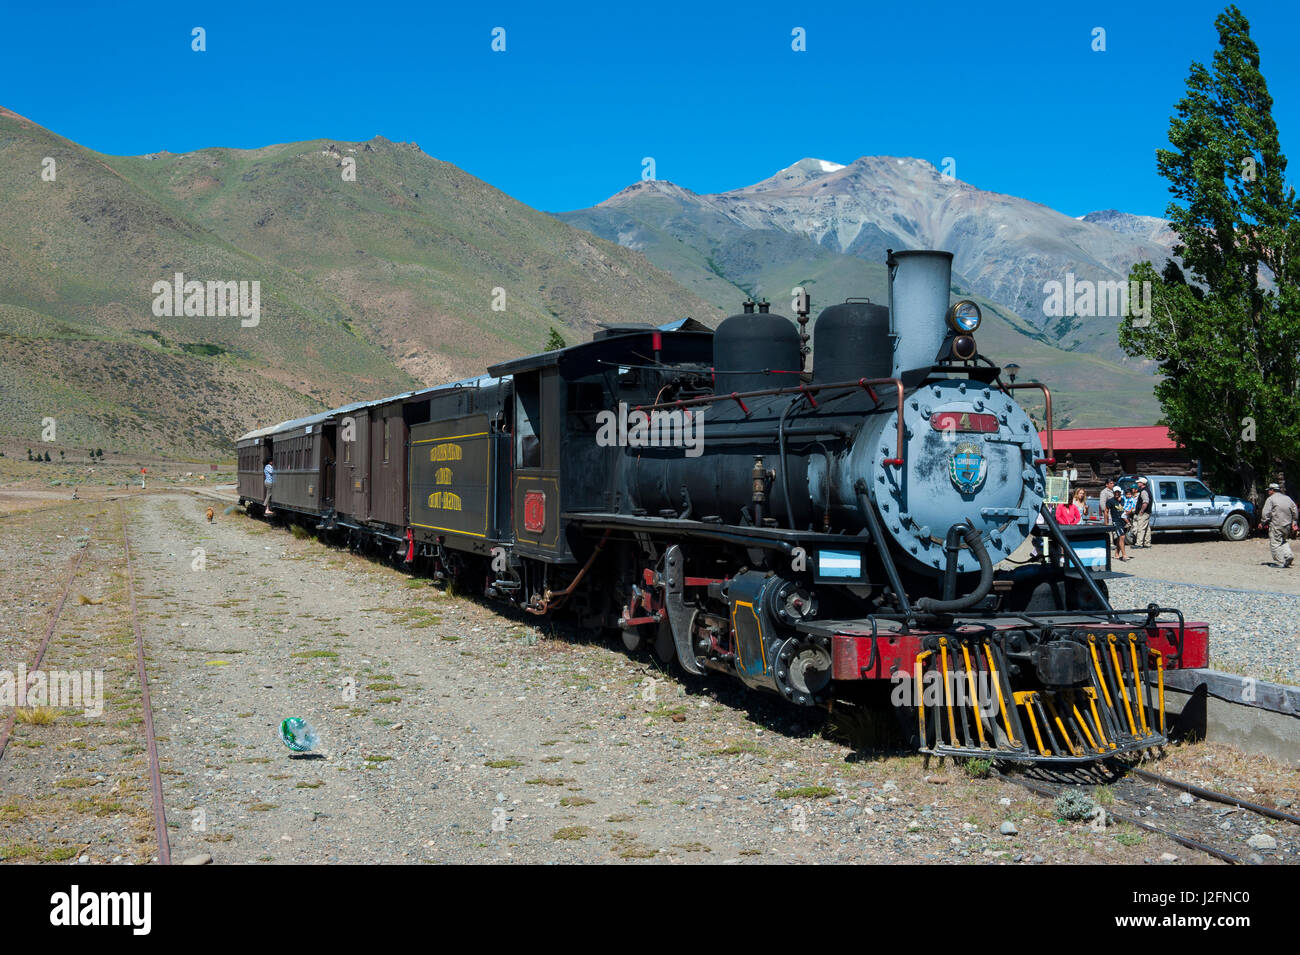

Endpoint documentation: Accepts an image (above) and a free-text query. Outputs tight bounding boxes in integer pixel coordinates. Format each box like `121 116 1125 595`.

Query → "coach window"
383 419 391 464
515 373 542 469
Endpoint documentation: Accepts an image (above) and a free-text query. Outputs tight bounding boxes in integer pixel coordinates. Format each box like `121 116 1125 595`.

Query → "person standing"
1132 477 1153 548
263 457 276 517
1260 483 1298 568
1105 485 1131 560
1099 479 1116 520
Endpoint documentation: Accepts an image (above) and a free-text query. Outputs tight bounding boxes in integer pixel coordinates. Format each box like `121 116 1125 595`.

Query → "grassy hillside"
0 108 725 458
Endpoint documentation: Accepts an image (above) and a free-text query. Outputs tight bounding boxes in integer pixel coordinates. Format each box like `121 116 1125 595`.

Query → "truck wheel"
1222 513 1249 541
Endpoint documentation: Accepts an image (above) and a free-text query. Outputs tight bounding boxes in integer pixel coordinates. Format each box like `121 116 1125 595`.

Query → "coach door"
512 368 567 560
320 423 337 510
368 404 407 528
338 408 370 522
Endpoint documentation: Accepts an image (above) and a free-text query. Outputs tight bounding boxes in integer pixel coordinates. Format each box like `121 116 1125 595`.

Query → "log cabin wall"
1055 450 1199 491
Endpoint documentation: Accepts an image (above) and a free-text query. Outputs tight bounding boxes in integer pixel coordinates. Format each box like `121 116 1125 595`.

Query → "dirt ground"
1 490 1296 865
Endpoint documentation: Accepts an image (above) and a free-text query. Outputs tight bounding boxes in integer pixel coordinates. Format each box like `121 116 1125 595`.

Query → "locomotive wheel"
786 645 832 699
621 625 645 653
652 619 676 665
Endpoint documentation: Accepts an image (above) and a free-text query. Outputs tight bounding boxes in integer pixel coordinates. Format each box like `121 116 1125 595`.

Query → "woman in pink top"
1055 488 1086 525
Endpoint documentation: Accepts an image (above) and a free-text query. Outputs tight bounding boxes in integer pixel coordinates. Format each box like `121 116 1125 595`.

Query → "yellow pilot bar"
915 650 933 748
982 641 1019 748
960 642 987 748
1127 633 1150 735
1044 696 1079 757
939 639 957 746
1108 634 1139 736
1014 691 1048 756
1088 635 1115 710
1149 649 1166 736
1071 698 1099 752
1083 686 1114 750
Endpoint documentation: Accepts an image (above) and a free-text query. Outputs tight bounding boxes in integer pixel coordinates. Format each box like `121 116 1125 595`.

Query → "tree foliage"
544 327 566 351
1120 4 1300 499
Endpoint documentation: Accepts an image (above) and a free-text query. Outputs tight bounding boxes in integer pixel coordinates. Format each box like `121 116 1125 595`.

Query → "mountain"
558 157 1182 427
0 107 725 459
1079 209 1179 247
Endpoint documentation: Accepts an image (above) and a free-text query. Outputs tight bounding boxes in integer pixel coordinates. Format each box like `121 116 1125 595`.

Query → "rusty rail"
120 503 172 865
0 515 103 762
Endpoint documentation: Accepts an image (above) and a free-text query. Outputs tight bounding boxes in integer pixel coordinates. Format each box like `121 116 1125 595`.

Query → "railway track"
0 514 102 763
0 501 171 865
119 502 172 865
1003 761 1300 864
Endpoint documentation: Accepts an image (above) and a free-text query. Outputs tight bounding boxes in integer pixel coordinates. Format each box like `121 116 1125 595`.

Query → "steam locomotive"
238 249 1207 763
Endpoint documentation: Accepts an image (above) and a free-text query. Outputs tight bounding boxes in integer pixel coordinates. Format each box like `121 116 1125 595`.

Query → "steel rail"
1131 768 1300 827
120 502 172 865
0 515 102 762
1003 773 1244 865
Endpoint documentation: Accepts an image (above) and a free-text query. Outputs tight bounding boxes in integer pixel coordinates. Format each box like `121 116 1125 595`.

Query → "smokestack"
887 249 953 379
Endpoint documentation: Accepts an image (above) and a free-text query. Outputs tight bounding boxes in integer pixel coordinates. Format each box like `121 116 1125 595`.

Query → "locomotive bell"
888 250 954 379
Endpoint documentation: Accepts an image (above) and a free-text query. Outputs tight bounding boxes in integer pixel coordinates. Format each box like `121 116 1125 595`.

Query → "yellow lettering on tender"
436 467 453 485
429 443 463 463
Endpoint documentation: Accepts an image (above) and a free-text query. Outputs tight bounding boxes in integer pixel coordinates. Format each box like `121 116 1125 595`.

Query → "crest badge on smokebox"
949 441 987 494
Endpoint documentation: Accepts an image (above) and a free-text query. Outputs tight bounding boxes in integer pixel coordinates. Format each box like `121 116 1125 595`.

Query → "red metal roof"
1038 426 1178 452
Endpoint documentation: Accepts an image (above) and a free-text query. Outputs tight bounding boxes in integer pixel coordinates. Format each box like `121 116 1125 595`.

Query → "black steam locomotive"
238 249 1207 763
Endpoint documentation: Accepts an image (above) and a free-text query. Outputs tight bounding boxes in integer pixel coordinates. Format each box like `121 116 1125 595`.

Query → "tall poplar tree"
1120 5 1300 499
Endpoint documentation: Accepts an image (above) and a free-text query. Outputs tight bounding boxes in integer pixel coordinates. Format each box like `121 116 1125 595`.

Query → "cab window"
514 373 542 469
1158 481 1179 500
1184 480 1212 500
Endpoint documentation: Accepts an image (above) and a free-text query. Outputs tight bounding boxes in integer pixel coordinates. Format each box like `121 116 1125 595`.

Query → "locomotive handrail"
633 377 906 467
1000 381 1055 466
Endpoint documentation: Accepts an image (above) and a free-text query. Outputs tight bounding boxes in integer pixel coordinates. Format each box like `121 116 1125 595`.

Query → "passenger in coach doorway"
263 456 276 517
1260 482 1297 568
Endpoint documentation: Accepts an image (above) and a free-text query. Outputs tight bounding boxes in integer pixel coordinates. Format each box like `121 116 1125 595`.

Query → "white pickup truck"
1116 474 1255 541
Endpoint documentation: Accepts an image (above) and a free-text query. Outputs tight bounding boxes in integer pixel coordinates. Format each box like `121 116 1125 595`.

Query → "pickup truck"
1115 474 1254 541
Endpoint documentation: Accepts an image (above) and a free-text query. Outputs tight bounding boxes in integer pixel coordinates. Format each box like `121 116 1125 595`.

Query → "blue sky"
3 0 1296 217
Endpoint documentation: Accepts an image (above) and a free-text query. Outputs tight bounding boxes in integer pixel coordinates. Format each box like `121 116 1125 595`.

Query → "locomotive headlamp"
952 334 978 360
946 300 982 334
